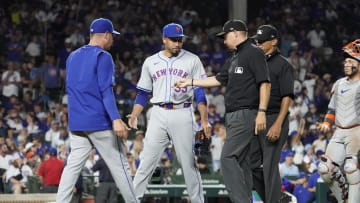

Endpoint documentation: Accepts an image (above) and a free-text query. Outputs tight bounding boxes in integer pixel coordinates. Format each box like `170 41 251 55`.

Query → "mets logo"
234 66 243 74
257 30 263 34
176 26 181 33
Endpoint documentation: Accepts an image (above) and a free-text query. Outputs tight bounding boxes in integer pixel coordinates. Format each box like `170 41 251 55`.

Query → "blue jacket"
66 45 120 131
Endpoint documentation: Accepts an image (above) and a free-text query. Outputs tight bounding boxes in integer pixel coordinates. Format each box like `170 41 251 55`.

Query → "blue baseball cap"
285 151 294 157
48 147 57 156
297 172 307 179
90 18 120 35
162 23 184 38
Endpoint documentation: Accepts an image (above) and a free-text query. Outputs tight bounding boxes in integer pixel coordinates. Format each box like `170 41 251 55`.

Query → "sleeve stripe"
136 86 151 93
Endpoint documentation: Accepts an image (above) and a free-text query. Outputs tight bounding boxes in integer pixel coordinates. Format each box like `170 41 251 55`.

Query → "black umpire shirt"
215 39 270 113
265 49 294 114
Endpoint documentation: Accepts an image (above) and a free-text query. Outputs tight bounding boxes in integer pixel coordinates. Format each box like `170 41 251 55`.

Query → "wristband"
191 79 194 86
258 108 267 112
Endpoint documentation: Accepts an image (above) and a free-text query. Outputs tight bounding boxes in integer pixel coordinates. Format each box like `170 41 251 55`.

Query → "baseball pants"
251 114 289 203
221 109 257 203
133 105 204 203
56 130 138 203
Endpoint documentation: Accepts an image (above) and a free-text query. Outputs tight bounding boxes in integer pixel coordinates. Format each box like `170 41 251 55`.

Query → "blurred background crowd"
0 0 359 202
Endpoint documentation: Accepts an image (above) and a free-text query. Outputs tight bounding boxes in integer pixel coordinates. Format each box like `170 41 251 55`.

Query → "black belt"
156 103 191 110
71 131 95 147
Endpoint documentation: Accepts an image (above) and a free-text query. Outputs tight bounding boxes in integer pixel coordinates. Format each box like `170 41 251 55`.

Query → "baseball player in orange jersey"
317 39 360 203
127 23 211 202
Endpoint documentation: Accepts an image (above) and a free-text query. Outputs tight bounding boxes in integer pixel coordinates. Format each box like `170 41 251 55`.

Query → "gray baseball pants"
56 130 138 203
221 109 256 203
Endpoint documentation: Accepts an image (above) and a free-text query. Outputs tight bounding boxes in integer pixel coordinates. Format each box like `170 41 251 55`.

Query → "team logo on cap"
176 26 181 33
257 30 263 34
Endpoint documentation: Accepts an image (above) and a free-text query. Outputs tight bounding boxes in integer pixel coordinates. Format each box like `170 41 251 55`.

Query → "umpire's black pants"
221 109 257 203
250 114 289 203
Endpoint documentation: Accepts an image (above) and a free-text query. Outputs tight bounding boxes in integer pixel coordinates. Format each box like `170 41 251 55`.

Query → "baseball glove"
194 130 210 155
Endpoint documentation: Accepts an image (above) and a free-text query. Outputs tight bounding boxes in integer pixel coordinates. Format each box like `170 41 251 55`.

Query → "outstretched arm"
174 76 221 88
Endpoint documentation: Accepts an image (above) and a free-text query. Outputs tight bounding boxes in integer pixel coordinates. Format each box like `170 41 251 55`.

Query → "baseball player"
317 39 360 203
127 23 211 203
56 18 138 203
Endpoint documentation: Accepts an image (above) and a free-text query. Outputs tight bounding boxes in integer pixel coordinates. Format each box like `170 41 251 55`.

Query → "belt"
156 103 191 110
336 123 360 129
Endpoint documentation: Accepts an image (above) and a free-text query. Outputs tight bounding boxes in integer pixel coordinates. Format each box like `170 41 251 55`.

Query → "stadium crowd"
0 0 359 202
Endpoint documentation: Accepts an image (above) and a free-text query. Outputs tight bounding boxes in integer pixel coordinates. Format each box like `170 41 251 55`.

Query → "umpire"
250 25 295 203
175 19 271 203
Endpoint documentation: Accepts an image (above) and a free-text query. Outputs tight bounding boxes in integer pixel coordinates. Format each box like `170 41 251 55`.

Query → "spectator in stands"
279 151 300 178
307 165 321 202
51 126 70 151
129 130 145 168
293 172 312 203
25 114 39 135
92 156 118 203
0 143 11 193
306 23 326 50
312 132 327 153
5 153 33 194
303 144 317 173
6 114 23 134
22 91 35 113
44 120 60 147
197 156 211 174
207 104 221 126
37 147 63 193
127 152 137 177
1 61 21 99
25 35 41 58
40 52 62 102
304 103 320 128
290 130 305 166
210 122 224 173
57 38 73 77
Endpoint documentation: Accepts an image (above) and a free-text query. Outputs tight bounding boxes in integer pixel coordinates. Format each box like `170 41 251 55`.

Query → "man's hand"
173 78 191 88
255 112 266 135
113 119 130 138
316 122 330 133
126 114 138 129
267 122 281 142
200 121 212 138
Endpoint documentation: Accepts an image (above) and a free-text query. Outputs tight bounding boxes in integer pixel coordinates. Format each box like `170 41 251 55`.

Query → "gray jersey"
329 77 360 127
137 49 206 104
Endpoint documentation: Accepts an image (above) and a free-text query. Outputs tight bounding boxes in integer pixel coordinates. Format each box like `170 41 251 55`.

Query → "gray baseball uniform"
319 78 360 203
133 49 206 203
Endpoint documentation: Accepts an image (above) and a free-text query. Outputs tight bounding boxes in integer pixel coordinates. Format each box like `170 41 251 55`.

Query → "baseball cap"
90 18 120 35
304 144 312 151
216 19 248 38
285 151 294 157
297 172 307 179
316 150 325 156
48 147 57 156
162 23 184 38
252 24 279 43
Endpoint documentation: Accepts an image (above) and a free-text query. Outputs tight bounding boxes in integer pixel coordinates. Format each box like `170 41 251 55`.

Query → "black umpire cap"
252 24 279 44
216 19 248 38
